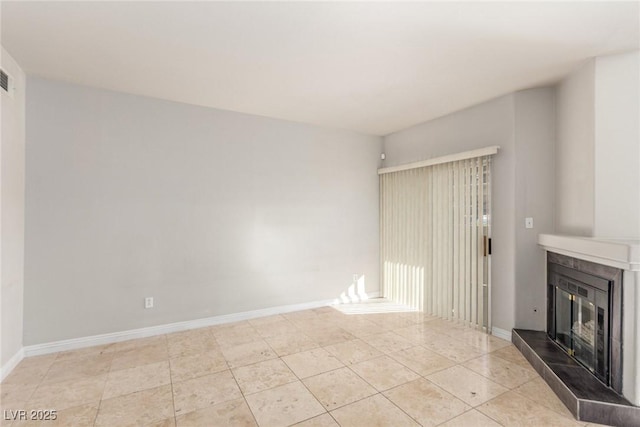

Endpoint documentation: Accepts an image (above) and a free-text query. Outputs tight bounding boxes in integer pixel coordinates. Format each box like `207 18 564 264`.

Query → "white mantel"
538 234 640 272
538 233 640 406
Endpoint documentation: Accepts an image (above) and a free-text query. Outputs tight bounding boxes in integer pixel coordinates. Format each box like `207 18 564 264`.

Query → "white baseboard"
0 347 25 383
23 297 342 358
492 326 513 342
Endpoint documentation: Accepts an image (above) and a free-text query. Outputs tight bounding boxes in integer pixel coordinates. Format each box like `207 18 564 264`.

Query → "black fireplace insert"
547 262 611 384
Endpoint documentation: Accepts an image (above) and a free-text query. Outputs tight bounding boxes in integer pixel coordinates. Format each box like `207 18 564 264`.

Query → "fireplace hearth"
512 329 638 426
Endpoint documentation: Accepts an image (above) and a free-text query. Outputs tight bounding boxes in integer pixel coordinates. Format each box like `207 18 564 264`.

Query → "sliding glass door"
379 154 493 331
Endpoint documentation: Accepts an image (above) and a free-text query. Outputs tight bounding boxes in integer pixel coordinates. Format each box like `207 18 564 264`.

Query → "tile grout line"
224 321 340 424
480 336 583 422
382 324 518 423
434 407 506 427
226 363 261 427
170 336 236 421
93 338 143 426
5 354 61 427
364 333 500 426
325 352 440 427
278 350 331 423
168 336 178 427
510 376 583 421
335 352 431 423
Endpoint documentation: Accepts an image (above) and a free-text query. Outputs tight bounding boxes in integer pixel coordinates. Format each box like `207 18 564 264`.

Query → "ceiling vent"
1 69 15 98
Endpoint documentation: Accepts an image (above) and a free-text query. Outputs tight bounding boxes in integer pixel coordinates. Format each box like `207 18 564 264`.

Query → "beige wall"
24 77 382 345
0 47 26 370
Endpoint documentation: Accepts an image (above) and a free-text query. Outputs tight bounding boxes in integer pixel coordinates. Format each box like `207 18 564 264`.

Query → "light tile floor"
0 299 611 426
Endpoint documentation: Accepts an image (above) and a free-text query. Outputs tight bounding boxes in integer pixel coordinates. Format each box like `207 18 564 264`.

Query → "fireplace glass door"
555 288 573 351
572 294 596 369
547 258 616 389
554 281 597 374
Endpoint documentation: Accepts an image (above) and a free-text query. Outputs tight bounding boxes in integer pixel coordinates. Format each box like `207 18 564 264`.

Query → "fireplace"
546 252 623 394
517 235 640 425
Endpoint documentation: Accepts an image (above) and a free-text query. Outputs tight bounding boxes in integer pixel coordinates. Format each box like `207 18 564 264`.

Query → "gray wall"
25 77 382 345
383 89 556 332
1 47 26 368
555 59 595 236
513 88 556 330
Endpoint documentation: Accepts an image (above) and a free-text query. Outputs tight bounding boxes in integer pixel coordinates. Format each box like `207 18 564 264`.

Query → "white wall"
24 77 382 345
0 47 26 369
555 59 595 236
555 51 640 240
383 94 517 333
383 89 556 332
594 51 640 239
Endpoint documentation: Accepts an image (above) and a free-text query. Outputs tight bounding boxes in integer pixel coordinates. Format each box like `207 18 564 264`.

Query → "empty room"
1 1 639 426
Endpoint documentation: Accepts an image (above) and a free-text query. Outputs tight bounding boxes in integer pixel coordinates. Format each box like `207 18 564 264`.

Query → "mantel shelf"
538 234 640 272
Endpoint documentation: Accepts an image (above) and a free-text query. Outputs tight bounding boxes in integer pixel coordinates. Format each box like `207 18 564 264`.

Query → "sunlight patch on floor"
332 298 418 315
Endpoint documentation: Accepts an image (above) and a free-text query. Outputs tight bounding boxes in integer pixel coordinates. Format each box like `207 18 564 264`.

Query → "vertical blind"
379 149 495 330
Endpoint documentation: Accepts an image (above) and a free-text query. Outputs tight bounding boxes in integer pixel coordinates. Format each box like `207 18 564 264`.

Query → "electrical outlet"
525 217 534 229
145 297 154 309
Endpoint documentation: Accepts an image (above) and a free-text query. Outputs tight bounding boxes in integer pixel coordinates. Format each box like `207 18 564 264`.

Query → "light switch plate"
525 217 534 229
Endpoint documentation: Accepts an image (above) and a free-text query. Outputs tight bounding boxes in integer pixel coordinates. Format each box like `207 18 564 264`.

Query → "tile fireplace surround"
529 234 640 425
